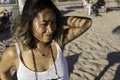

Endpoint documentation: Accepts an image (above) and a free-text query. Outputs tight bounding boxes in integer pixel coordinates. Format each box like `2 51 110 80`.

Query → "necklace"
31 44 61 80
36 46 51 57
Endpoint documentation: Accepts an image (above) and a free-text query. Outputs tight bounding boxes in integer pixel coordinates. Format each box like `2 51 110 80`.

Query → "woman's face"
32 8 57 43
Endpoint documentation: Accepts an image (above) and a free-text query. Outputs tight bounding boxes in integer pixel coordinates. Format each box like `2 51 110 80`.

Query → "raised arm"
55 16 92 47
0 46 17 80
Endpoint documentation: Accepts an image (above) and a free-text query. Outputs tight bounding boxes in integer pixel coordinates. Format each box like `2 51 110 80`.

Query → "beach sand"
0 1 120 80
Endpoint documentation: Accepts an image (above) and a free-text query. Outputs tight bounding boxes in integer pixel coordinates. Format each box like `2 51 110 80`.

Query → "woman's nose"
47 24 53 34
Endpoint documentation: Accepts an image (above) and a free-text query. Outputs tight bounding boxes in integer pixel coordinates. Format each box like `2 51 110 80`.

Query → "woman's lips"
44 34 52 39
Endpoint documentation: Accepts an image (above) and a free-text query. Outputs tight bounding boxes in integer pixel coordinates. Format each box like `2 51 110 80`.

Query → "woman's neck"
36 41 51 49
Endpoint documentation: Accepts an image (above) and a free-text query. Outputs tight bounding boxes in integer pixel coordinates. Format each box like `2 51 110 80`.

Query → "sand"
0 1 120 80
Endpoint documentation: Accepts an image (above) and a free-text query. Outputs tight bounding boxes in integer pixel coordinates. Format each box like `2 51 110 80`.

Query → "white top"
15 42 70 80
18 0 26 14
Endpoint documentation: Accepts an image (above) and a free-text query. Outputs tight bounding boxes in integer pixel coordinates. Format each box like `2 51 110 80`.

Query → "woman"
82 0 93 15
0 0 92 80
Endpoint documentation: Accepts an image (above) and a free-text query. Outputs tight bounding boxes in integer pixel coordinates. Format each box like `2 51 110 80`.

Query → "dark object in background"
0 10 11 31
92 0 106 16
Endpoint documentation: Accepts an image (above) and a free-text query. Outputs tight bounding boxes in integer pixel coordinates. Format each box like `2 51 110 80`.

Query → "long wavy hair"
14 0 61 50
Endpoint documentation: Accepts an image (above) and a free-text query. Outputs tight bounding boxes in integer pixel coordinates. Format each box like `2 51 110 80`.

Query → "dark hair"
15 0 61 50
116 0 120 4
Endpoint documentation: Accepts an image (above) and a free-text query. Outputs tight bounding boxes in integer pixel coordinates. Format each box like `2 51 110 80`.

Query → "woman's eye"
40 23 48 27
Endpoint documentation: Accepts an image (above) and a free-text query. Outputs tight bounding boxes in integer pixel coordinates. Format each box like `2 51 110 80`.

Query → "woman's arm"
55 16 92 47
0 46 17 80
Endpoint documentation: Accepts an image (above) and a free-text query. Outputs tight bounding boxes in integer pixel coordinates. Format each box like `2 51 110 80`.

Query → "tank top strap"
54 41 62 53
15 43 21 58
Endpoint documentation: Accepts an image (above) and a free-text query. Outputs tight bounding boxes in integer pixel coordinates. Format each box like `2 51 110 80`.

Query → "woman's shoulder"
0 45 18 72
3 45 18 59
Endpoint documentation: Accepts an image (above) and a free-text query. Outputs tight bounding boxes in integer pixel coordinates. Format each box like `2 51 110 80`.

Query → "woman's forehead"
36 8 56 20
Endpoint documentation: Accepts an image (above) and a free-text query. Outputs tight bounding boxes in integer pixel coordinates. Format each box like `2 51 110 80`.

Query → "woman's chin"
44 38 52 43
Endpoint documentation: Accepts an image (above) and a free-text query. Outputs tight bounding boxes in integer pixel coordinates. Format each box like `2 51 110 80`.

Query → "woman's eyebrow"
42 20 49 23
42 19 56 22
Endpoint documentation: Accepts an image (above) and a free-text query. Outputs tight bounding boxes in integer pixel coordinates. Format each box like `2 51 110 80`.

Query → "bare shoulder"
0 45 18 73
0 45 18 66
3 45 17 59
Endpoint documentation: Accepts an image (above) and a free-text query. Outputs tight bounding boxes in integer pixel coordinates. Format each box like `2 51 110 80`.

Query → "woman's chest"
21 46 57 72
